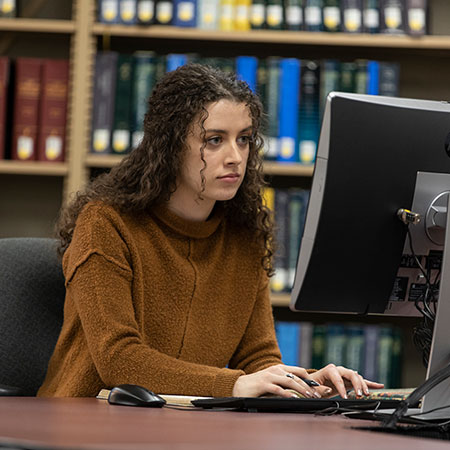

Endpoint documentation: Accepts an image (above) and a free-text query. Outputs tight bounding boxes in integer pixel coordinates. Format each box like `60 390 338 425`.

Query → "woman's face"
169 99 253 220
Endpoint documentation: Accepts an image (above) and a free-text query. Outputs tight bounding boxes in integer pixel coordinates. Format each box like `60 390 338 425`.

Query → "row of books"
275 321 403 388
0 0 16 17
91 51 400 165
264 187 310 293
0 57 69 162
98 0 428 36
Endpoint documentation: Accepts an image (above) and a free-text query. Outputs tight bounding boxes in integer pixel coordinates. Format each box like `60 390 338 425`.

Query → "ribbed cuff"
212 368 245 397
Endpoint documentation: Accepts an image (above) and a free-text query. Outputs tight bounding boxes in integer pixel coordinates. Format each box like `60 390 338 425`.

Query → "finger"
340 369 366 398
322 366 348 398
278 373 317 398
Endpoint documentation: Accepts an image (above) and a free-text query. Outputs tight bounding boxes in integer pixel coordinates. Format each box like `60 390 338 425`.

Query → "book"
284 0 303 31
304 0 323 31
234 0 251 29
99 0 120 23
366 60 379 95
262 57 280 161
249 0 266 29
341 0 363 32
270 189 290 293
219 0 236 30
354 59 368 94
236 55 258 92
345 325 365 373
91 51 119 154
324 324 347 366
319 59 340 117
380 0 406 34
11 58 43 161
363 325 379 382
137 0 156 23
377 326 394 387
339 61 356 93
298 322 314 369
287 189 308 288
173 0 198 26
363 0 380 33
323 0 341 32
120 0 138 23
112 55 134 155
277 58 301 163
197 0 219 28
378 61 400 97
311 325 326 369
131 52 157 149
37 59 69 162
406 0 427 36
0 57 10 160
166 53 188 72
298 60 320 165
155 0 174 24
1 0 16 17
275 321 300 366
265 0 284 30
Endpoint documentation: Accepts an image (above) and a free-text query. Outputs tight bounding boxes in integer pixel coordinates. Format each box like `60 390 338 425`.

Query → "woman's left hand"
309 364 384 399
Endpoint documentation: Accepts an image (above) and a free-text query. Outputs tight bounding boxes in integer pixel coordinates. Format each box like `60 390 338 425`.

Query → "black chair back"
0 238 65 395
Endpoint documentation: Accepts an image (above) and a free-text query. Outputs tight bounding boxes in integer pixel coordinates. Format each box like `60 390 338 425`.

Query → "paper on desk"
96 389 211 407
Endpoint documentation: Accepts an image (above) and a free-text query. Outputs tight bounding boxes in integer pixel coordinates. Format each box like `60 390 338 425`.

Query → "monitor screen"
290 92 450 316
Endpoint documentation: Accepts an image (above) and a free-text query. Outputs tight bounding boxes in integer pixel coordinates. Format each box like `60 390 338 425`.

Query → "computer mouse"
107 384 166 407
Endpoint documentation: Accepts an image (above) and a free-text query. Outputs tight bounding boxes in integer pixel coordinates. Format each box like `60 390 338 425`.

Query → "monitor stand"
417 173 450 419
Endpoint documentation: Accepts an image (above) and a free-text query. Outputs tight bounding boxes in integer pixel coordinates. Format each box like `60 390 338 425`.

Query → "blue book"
119 0 138 24
298 60 320 165
277 58 301 163
99 0 120 23
173 0 198 26
275 321 300 366
236 56 258 93
367 60 379 95
166 54 188 72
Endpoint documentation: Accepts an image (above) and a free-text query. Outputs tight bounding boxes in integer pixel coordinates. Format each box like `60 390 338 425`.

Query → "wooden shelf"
85 153 314 177
0 18 75 33
0 160 69 176
92 24 450 50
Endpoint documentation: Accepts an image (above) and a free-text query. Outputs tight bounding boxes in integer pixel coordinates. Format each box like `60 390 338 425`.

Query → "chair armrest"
0 384 25 396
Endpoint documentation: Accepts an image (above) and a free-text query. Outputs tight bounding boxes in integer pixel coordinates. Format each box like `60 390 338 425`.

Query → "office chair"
0 238 65 396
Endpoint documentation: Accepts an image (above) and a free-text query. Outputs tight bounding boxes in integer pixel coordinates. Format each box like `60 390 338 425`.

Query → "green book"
320 59 340 117
311 325 326 369
363 0 380 33
377 326 394 388
354 59 368 94
285 0 304 31
389 327 403 388
325 324 347 367
339 61 357 93
263 57 280 161
131 52 157 150
266 0 284 30
112 55 134 155
250 0 266 29
323 0 341 32
304 0 323 31
345 325 365 373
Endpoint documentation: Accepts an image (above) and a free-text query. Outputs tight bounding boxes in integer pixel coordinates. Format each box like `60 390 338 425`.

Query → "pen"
300 377 320 387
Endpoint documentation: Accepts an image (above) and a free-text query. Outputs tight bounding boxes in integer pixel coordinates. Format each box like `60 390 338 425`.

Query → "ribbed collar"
152 203 224 239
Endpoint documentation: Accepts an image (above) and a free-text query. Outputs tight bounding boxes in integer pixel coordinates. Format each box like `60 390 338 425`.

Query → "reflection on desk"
0 397 449 450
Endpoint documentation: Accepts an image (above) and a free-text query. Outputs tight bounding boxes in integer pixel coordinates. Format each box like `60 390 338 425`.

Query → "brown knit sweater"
37 202 282 397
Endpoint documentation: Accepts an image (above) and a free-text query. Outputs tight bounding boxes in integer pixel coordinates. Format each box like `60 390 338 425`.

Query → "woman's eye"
238 135 251 146
207 136 222 145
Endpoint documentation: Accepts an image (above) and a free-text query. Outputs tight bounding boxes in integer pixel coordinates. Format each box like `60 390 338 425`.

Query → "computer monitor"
290 92 450 419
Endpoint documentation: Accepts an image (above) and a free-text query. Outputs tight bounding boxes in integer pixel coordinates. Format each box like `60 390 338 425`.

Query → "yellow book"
234 0 251 30
219 0 236 30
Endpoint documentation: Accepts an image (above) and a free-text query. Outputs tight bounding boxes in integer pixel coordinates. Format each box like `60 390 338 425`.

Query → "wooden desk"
0 397 448 449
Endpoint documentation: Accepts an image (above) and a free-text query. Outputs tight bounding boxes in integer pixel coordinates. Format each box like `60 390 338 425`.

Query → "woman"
38 63 382 399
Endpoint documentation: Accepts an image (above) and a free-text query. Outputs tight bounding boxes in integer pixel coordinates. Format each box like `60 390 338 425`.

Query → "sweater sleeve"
228 271 283 374
63 205 244 398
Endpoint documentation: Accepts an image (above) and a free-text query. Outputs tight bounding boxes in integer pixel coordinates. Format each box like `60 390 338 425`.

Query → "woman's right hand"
232 364 331 398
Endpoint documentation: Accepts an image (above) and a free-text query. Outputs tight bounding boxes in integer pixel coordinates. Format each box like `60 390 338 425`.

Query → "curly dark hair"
57 63 274 275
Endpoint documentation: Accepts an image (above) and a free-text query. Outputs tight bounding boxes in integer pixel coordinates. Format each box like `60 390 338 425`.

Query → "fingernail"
325 388 332 394
364 388 370 395
305 391 313 398
343 393 348 399
314 391 322 399
357 389 363 397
